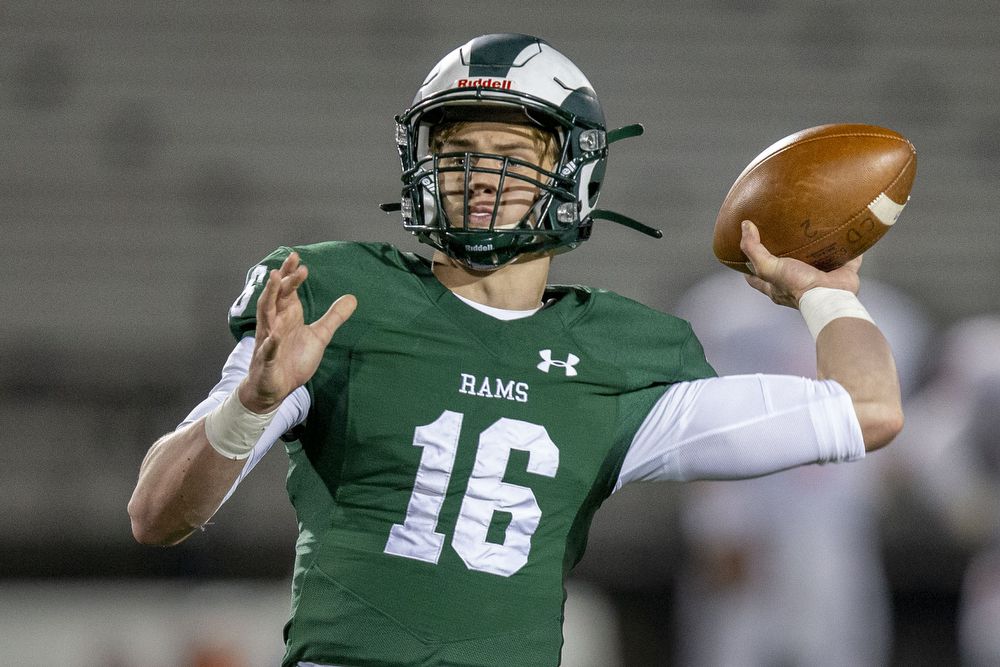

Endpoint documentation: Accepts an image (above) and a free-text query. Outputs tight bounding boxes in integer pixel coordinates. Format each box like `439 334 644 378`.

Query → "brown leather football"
713 123 917 273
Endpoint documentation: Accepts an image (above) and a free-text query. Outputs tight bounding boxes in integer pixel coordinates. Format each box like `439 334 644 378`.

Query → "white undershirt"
451 291 543 319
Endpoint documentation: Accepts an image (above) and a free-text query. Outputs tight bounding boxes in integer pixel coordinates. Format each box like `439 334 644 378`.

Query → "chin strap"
590 209 662 239
606 123 644 145
592 123 662 239
380 202 401 213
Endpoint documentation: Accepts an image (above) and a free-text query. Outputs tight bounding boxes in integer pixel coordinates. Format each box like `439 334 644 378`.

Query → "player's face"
435 121 556 231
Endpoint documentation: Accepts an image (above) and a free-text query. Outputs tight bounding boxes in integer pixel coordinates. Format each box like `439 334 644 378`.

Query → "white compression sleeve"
179 337 311 504
614 374 864 490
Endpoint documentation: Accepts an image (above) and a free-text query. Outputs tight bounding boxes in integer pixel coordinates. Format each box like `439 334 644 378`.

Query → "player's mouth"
465 203 499 228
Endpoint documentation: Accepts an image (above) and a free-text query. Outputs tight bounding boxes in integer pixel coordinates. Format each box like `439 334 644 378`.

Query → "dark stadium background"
3 1 998 664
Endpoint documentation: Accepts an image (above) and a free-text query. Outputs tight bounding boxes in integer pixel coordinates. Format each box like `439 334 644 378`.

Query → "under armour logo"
537 349 580 376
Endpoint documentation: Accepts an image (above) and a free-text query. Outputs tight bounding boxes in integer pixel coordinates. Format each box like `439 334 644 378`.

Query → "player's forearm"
128 418 245 546
815 317 903 451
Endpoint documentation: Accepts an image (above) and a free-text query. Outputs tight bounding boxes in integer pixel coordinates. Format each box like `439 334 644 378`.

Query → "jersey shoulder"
227 241 429 340
550 284 717 384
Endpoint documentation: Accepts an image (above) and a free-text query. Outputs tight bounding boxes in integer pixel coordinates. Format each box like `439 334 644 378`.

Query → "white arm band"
615 374 864 490
179 337 311 502
798 287 875 340
204 390 279 460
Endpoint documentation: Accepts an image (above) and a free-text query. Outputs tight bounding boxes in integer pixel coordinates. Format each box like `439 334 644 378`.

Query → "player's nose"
466 157 503 193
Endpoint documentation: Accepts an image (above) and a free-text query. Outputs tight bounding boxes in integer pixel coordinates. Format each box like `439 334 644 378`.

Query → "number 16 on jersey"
384 410 560 577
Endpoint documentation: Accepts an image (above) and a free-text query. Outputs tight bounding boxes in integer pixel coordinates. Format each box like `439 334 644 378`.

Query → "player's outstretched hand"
740 220 861 309
239 252 357 413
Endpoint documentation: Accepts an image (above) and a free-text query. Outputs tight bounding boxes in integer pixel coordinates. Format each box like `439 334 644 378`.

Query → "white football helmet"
386 33 658 270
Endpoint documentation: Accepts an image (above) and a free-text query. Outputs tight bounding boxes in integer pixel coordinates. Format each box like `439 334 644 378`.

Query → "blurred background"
3 1 999 665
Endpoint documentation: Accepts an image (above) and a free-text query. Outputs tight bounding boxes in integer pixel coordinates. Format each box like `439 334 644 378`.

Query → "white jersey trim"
614 374 864 491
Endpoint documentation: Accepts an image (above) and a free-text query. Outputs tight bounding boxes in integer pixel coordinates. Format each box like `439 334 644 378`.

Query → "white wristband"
798 287 875 340
204 389 279 460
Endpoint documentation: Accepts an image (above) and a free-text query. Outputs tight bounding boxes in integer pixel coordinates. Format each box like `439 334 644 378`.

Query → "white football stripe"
868 192 908 226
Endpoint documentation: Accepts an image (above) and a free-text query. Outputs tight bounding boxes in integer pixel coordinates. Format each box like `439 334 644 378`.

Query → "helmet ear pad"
575 155 605 220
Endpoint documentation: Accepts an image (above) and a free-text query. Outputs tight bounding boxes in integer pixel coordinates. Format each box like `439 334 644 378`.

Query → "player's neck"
432 251 551 311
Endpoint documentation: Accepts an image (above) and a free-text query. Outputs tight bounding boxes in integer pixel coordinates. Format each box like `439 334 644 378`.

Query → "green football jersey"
228 242 715 667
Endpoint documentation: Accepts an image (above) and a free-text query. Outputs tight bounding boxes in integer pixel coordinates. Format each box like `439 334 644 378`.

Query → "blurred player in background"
672 271 931 667
887 316 1000 666
129 33 903 667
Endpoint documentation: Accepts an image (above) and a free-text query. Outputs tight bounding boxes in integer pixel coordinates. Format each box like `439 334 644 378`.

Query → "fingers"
256 251 354 350
255 252 302 338
279 251 300 273
278 253 307 297
824 254 863 295
262 252 306 308
842 254 863 273
272 253 305 302
739 220 803 308
255 267 280 335
311 294 358 343
739 220 778 279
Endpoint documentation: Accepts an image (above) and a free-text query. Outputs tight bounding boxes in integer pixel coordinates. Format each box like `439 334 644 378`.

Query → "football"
712 123 917 273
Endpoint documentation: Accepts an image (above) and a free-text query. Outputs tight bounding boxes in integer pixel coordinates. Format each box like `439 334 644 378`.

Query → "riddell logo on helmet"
455 78 513 90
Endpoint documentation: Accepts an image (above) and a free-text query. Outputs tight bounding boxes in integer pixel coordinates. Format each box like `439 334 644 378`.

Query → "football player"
129 33 902 667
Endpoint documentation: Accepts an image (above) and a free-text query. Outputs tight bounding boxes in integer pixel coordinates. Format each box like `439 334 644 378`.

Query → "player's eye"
441 154 469 169
506 156 544 178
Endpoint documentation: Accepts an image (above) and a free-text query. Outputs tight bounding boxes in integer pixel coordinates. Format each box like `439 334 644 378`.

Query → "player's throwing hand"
740 220 861 309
